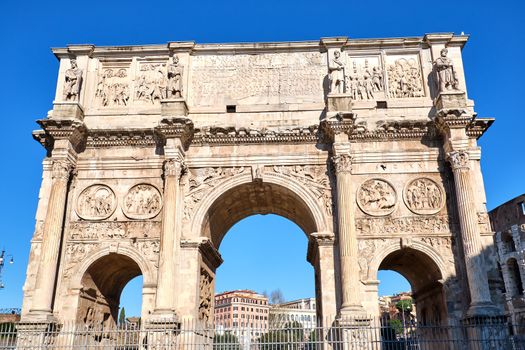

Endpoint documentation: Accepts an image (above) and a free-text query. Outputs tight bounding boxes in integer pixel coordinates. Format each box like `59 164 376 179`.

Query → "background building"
378 292 416 321
490 194 525 327
269 298 317 329
214 289 269 344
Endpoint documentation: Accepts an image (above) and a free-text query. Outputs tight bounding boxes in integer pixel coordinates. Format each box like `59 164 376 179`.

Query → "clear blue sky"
1 0 523 317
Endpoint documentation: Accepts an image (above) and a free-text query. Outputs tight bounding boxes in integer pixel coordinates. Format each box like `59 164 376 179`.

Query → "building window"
519 202 525 215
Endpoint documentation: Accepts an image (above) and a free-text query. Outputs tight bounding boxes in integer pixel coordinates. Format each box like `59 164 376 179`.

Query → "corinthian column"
154 156 184 317
30 159 73 318
332 154 363 314
447 151 496 316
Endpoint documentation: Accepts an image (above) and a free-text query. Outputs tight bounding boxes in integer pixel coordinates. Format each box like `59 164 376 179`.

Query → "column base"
465 302 502 318
16 320 61 348
150 308 179 322
338 305 369 325
25 309 58 323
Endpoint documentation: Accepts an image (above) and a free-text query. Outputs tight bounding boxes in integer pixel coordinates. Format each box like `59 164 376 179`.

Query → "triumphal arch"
21 33 504 332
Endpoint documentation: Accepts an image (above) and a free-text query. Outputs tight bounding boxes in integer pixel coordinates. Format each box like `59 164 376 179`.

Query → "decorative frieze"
190 52 325 105
192 125 319 146
356 215 452 236
69 221 161 240
75 184 117 221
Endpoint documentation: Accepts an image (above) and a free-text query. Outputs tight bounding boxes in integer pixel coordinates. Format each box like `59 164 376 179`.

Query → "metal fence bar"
1 316 524 349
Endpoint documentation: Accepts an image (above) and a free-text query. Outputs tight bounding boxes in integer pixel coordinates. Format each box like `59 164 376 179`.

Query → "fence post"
463 315 510 350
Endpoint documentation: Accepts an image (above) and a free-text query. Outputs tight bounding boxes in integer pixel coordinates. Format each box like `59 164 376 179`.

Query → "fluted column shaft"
154 158 183 314
447 151 493 310
31 160 72 316
333 154 362 311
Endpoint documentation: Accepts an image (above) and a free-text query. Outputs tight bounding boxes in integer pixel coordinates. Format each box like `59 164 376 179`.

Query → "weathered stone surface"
21 34 501 330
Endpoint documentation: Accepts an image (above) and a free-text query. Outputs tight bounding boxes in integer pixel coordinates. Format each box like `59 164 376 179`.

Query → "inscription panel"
189 52 325 106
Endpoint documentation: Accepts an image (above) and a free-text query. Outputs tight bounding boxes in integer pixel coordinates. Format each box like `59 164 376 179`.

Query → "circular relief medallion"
123 184 163 219
404 178 445 215
357 178 397 216
76 184 117 220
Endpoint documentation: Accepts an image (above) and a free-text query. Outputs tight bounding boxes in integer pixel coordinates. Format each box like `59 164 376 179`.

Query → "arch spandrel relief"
75 184 117 221
356 178 397 216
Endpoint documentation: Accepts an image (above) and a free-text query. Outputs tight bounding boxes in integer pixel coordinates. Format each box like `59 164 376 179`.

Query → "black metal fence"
0 316 524 349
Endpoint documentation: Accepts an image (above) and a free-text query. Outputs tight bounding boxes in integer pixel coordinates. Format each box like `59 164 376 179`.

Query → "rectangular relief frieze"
356 215 456 236
189 52 325 106
346 55 385 101
93 60 132 108
385 54 425 99
68 221 161 240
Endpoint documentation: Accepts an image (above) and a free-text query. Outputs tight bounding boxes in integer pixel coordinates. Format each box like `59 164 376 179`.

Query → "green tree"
389 319 403 336
118 307 126 325
213 332 241 350
395 299 413 313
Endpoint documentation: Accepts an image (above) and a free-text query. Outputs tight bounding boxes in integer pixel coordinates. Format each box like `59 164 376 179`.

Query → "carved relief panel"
184 167 247 222
134 60 167 104
385 54 425 98
123 184 163 219
94 61 131 107
403 178 445 215
357 179 397 216
76 184 117 220
199 269 213 323
189 52 325 106
346 56 385 101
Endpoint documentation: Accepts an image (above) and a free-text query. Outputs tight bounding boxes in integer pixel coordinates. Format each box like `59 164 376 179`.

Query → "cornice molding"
350 121 438 142
33 119 87 152
86 129 157 148
192 125 320 146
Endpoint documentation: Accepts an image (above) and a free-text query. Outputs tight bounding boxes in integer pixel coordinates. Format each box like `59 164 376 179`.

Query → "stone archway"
185 172 336 322
69 247 156 327
370 244 449 324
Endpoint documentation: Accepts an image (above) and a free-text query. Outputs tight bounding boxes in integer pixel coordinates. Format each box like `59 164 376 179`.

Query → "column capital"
446 150 470 171
163 157 186 178
51 159 74 181
332 154 353 174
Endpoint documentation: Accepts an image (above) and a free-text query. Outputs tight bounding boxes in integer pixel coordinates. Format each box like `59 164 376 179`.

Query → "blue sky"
0 0 524 317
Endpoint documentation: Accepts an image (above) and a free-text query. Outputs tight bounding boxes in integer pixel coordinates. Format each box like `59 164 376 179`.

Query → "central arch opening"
203 182 318 248
200 180 326 338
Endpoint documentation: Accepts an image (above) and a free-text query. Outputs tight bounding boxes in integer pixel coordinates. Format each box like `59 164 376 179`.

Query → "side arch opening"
76 253 143 327
378 247 447 325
